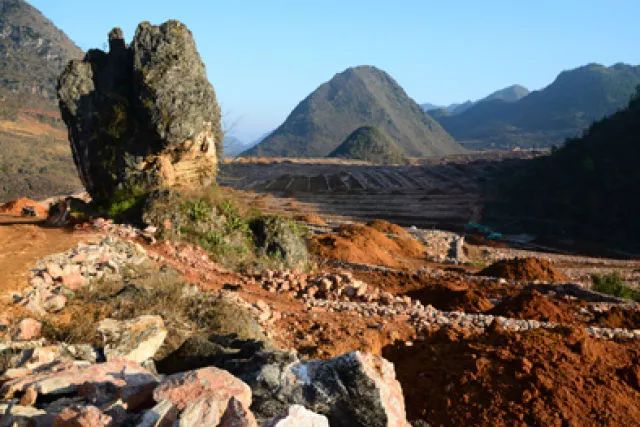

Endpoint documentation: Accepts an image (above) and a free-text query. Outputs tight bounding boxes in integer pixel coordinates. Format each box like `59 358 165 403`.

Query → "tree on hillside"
484 85 640 251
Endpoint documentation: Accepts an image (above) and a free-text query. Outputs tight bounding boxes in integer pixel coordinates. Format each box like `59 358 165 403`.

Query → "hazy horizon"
30 0 640 141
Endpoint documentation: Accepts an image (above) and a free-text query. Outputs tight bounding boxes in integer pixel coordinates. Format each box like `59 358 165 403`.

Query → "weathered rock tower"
58 21 222 210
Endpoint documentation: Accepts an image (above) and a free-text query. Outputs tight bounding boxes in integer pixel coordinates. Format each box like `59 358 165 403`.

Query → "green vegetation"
249 215 310 269
243 65 463 158
433 63 640 149
484 86 640 252
105 102 129 139
178 195 252 263
328 126 407 164
591 273 640 302
142 187 309 271
103 185 148 219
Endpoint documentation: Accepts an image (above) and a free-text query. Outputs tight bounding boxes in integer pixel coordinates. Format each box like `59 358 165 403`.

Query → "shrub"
591 273 640 301
140 186 312 272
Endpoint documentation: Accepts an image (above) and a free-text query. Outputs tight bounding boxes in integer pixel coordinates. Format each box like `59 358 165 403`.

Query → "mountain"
223 132 272 157
423 84 529 115
223 135 247 157
0 0 82 103
484 87 640 251
0 0 83 201
328 126 406 164
446 101 475 114
483 84 530 103
433 63 640 149
420 102 442 112
243 66 463 158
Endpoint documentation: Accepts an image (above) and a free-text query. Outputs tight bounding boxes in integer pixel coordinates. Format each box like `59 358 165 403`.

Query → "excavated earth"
2 193 640 425
384 326 640 426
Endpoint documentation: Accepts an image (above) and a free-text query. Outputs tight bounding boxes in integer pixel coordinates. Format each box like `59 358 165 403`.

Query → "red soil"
595 306 640 330
310 222 426 268
384 326 640 426
295 213 327 226
0 198 48 217
407 281 494 312
367 219 411 238
479 257 568 282
351 269 519 312
489 289 579 323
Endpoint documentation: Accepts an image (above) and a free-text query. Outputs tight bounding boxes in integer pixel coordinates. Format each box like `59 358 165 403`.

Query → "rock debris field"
2 211 640 425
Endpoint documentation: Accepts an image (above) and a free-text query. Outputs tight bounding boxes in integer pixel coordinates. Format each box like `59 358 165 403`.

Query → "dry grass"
40 260 266 357
0 116 80 202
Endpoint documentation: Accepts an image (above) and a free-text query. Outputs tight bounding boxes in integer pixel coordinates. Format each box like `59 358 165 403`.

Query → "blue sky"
31 1 640 141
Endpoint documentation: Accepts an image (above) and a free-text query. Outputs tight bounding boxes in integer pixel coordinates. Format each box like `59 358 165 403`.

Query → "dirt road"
0 216 95 295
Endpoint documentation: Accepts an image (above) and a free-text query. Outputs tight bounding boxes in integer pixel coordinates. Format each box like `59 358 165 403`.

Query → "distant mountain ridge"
483 84 530 103
421 84 529 114
244 65 464 158
432 63 640 149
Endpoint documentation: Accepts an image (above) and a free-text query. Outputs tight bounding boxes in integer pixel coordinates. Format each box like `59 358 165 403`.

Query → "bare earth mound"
489 289 578 323
367 219 411 237
479 257 568 282
310 221 426 268
407 282 494 313
595 306 640 330
384 326 640 426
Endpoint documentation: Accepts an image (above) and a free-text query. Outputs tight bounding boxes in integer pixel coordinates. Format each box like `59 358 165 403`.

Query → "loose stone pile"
76 217 158 243
410 228 465 263
306 296 640 341
13 237 149 315
254 269 640 341
253 269 401 305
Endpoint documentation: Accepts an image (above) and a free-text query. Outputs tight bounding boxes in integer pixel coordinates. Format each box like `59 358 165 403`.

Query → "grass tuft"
591 272 640 301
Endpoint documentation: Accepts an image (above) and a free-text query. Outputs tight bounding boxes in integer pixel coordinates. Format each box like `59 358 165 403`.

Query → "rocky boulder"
264 405 329 427
1 342 97 381
157 336 408 426
57 21 222 213
1 359 159 402
12 318 42 341
218 397 258 427
137 400 178 427
53 405 112 427
249 216 309 269
153 366 252 425
284 351 409 427
97 315 167 363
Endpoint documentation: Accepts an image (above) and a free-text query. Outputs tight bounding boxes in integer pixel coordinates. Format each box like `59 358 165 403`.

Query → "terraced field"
220 152 538 230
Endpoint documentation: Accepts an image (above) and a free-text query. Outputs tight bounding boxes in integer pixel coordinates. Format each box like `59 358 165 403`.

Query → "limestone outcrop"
57 21 222 210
